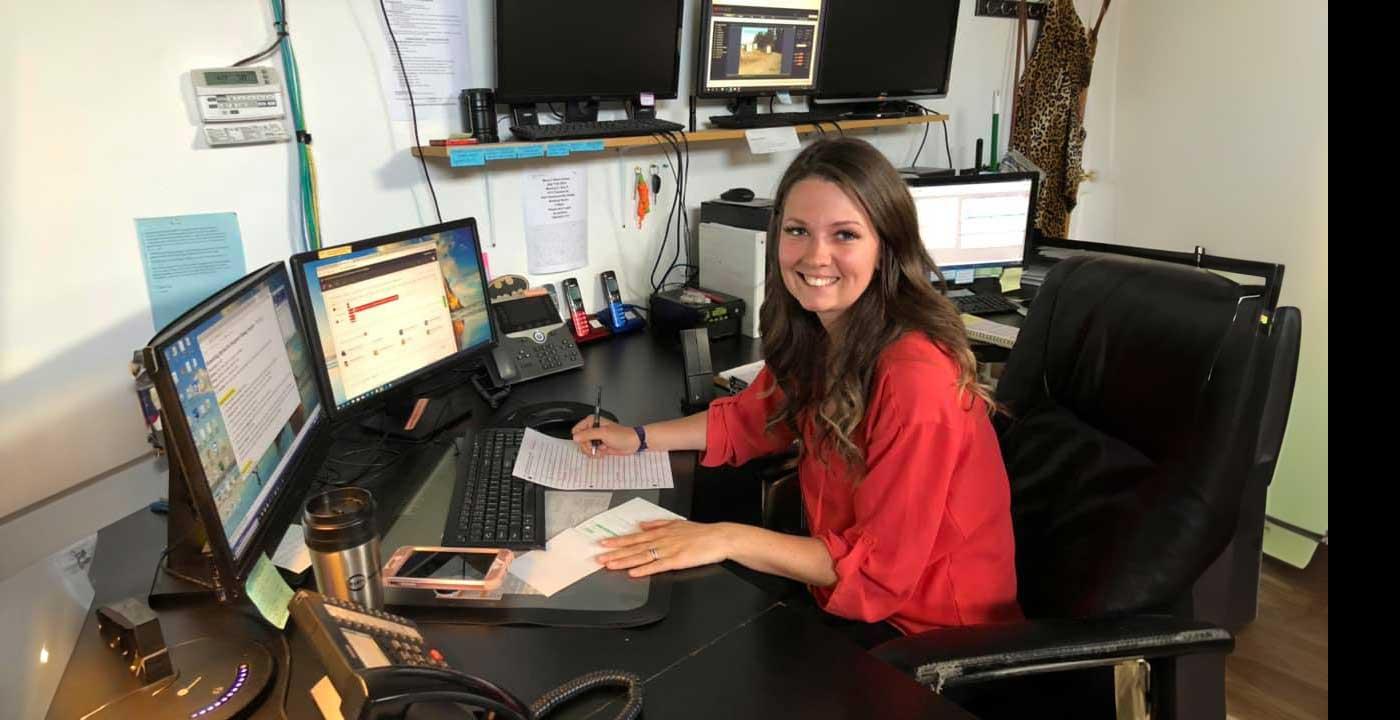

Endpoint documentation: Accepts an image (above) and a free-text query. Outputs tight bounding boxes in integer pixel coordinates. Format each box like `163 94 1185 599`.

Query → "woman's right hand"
570 417 641 457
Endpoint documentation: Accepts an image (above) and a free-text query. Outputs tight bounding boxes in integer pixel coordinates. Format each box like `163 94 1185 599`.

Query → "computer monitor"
494 0 684 120
696 0 826 114
813 0 960 106
908 172 1039 283
290 218 497 436
143 262 324 600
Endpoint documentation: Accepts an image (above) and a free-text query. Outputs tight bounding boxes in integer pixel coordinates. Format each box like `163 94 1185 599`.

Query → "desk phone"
289 590 643 720
486 294 583 386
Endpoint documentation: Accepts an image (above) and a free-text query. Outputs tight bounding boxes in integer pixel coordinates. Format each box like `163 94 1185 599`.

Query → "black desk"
48 331 974 719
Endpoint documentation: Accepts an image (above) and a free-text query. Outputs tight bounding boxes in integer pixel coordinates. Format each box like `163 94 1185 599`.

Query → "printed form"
512 429 674 490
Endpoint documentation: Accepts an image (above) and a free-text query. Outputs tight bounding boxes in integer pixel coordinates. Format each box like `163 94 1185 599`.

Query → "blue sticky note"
515 145 546 159
546 144 571 158
136 212 246 330
567 140 605 153
449 148 487 167
484 147 519 161
245 554 294 629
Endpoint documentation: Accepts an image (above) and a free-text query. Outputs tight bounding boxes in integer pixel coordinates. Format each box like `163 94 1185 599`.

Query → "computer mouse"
720 187 755 202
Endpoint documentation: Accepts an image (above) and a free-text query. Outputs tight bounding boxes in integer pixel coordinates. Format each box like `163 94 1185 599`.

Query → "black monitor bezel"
694 0 828 100
143 261 323 593
906 170 1042 271
288 217 499 422
493 0 685 104
811 0 961 103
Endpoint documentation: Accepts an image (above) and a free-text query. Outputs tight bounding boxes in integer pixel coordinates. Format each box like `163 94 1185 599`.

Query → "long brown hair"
758 137 993 476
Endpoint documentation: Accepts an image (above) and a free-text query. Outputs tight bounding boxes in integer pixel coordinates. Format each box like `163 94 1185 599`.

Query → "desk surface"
48 331 972 719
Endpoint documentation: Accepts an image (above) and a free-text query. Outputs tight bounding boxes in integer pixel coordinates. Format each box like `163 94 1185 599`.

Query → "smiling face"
776 177 882 329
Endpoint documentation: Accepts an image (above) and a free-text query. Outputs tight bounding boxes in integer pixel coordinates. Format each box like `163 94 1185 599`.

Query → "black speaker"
680 328 715 412
461 88 499 143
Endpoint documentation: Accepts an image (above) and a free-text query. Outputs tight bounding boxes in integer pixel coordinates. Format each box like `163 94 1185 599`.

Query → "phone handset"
289 590 644 720
561 278 591 338
600 271 626 329
486 344 520 386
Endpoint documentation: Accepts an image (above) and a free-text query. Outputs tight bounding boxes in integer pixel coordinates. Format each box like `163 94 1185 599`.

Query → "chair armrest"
871 616 1233 691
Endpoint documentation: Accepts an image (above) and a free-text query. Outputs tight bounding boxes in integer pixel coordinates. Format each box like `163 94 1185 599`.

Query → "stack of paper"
961 314 1021 349
507 498 684 596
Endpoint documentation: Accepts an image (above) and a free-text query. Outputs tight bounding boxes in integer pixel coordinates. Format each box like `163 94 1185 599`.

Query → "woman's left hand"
595 520 737 578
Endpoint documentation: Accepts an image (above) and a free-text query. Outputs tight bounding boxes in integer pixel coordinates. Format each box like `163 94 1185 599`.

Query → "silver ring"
648 547 660 562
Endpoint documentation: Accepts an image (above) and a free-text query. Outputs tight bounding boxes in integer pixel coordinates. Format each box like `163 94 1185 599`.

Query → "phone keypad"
323 596 450 669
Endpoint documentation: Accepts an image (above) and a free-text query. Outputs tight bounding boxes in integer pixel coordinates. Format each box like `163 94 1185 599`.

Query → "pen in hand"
591 385 603 456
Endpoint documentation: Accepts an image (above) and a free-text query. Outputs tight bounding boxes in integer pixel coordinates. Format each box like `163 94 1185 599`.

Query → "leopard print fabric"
1010 0 1095 238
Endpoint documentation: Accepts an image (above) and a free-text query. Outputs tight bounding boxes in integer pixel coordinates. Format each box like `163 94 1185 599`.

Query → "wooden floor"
1225 544 1328 719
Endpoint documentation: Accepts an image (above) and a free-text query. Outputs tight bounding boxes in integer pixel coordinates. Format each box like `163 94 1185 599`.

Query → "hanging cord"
255 0 322 251
648 133 684 290
380 0 444 225
231 1 288 67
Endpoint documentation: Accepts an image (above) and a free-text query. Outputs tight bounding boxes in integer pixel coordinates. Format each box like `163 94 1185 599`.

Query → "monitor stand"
358 382 476 442
510 103 540 127
149 439 226 608
726 96 760 117
563 99 600 122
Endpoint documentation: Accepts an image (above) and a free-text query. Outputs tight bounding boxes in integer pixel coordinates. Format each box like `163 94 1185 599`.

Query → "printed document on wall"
524 170 588 274
136 212 246 330
376 0 470 121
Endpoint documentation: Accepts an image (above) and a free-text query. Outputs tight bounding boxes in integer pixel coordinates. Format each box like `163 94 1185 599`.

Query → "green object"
990 112 1000 169
245 554 294 629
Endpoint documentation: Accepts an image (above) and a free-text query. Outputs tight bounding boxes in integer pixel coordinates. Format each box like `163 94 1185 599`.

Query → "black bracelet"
633 425 648 453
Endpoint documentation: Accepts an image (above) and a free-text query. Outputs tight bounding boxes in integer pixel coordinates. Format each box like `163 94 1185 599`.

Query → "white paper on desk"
961 314 1020 349
513 429 674 490
272 524 312 573
745 127 801 155
524 170 588 274
719 360 765 387
507 498 684 596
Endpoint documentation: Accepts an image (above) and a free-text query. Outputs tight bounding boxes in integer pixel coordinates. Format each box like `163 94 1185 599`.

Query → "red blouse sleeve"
700 366 796 467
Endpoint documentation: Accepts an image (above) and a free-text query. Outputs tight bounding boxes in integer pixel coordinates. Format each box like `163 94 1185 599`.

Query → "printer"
698 197 773 339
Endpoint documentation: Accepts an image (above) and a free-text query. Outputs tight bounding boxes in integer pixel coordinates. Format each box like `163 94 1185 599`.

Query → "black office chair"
869 253 1302 719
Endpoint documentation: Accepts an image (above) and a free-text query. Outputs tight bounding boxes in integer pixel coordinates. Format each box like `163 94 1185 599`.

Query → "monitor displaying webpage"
162 270 322 557
702 0 823 93
911 178 1035 271
299 227 492 410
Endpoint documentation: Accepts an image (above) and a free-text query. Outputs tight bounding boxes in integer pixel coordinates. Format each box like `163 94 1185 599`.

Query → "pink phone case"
382 546 514 592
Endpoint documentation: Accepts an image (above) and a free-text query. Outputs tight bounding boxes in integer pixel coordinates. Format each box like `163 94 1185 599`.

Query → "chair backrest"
994 254 1294 619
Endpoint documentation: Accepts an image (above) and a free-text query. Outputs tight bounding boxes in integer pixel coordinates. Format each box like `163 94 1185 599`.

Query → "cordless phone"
561 278 591 338
600 271 626 329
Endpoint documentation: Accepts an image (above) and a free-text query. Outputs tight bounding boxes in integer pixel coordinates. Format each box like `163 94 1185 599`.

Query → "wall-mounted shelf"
410 113 947 166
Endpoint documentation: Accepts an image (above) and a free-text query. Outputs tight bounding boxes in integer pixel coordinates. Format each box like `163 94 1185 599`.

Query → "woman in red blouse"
572 138 1021 636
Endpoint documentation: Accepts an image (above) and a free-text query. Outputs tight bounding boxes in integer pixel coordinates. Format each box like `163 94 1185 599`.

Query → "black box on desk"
649 286 746 342
699 197 774 231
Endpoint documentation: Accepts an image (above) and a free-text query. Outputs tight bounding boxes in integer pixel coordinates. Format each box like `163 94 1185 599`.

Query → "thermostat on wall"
191 66 287 123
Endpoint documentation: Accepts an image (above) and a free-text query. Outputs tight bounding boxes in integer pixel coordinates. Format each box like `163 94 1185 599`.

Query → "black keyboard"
951 293 1022 316
708 111 846 129
509 118 685 141
442 428 545 550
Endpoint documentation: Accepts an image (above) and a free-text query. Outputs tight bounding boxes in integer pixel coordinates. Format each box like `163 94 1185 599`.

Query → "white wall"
1 2 1030 553
1071 0 1328 564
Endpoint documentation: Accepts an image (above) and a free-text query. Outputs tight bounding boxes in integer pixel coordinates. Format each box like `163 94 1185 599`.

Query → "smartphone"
382 546 514 592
